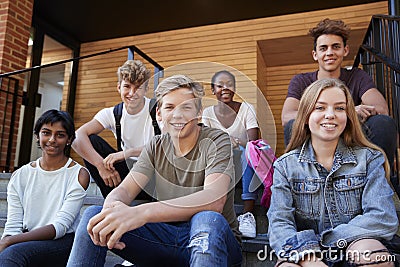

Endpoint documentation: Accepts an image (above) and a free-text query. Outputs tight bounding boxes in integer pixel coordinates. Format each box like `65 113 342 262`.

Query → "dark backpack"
113 98 161 151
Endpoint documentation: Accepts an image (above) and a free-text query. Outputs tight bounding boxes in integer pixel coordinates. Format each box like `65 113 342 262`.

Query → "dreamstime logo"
337 239 347 248
257 239 396 263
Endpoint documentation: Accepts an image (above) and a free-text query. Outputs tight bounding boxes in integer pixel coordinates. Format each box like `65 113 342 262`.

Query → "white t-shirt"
94 97 155 159
202 102 258 142
3 158 87 239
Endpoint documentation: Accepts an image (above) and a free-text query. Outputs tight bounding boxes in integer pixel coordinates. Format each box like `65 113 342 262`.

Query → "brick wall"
0 0 33 171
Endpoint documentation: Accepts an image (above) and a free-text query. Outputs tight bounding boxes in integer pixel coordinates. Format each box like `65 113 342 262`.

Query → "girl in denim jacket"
268 79 398 267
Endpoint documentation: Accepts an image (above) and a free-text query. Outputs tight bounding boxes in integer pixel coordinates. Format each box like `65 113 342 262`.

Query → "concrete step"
234 203 268 234
242 234 276 266
0 173 11 192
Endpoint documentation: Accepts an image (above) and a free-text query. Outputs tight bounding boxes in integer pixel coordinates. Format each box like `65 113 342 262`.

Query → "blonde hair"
155 74 204 111
286 78 390 178
117 60 150 87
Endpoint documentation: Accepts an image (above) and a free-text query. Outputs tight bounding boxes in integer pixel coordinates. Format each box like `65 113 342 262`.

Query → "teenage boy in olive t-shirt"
67 75 242 267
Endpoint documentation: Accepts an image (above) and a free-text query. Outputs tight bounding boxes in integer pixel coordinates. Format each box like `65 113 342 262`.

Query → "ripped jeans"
66 206 242 267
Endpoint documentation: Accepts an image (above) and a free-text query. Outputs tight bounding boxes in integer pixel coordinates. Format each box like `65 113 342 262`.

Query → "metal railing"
353 14 400 192
0 45 164 171
0 77 22 172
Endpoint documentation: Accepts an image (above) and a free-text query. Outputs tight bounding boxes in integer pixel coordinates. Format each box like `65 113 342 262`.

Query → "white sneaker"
237 212 256 238
121 260 134 266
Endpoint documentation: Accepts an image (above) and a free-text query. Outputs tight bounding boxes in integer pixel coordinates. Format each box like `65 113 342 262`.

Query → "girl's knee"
0 245 27 266
347 239 395 267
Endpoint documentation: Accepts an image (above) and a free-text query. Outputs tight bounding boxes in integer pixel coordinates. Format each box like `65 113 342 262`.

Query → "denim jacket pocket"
291 179 321 217
333 176 366 215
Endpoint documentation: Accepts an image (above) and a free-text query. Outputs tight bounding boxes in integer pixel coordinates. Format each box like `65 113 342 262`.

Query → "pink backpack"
245 139 276 209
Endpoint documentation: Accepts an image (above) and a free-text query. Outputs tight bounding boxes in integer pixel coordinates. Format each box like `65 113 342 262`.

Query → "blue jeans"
234 147 258 202
67 206 242 267
0 233 74 267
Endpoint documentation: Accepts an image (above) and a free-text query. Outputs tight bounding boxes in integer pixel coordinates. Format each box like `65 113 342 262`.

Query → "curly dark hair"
309 18 351 50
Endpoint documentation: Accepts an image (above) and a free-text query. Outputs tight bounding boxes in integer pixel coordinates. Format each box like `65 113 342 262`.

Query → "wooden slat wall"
68 1 387 161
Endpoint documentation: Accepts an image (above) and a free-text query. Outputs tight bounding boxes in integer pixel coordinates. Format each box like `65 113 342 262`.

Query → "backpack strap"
149 98 161 135
113 99 160 153
113 102 124 151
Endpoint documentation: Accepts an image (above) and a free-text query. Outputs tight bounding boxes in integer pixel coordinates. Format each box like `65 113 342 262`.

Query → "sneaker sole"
240 230 256 238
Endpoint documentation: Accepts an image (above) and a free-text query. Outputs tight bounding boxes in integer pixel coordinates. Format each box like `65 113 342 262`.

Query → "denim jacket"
267 138 398 259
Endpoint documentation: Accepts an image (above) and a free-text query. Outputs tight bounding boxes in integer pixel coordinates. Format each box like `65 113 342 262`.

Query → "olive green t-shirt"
133 125 240 241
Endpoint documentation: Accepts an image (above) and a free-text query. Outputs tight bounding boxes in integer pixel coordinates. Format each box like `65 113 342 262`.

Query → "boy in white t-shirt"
72 60 155 198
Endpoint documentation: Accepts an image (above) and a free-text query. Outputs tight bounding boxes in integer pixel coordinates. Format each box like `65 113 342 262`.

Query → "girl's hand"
0 236 11 252
230 136 240 148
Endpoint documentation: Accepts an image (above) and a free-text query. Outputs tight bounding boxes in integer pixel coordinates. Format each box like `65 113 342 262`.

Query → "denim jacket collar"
298 138 357 173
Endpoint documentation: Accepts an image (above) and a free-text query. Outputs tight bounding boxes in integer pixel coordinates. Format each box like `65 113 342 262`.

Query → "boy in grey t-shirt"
67 75 242 267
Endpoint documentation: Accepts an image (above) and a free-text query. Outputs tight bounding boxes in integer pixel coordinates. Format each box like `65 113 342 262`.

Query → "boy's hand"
87 201 147 250
103 151 125 171
355 105 377 122
98 164 121 187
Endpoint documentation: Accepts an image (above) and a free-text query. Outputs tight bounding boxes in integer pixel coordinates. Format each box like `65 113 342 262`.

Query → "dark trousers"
0 233 74 267
84 134 152 200
284 115 398 191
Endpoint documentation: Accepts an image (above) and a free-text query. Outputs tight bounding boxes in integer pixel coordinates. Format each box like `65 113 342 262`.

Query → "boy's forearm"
282 111 297 126
104 185 134 208
72 136 104 167
123 146 144 158
141 188 227 224
103 171 147 208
